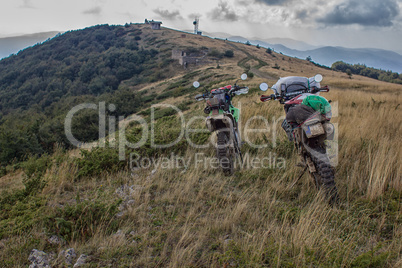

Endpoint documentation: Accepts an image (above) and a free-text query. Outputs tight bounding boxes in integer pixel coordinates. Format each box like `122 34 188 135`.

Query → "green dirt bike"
194 74 249 175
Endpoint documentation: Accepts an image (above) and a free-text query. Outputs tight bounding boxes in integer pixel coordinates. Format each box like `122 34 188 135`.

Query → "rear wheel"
217 131 234 175
311 150 339 205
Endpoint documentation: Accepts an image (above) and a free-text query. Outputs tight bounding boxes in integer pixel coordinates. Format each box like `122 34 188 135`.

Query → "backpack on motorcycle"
272 76 308 97
271 76 321 99
301 95 331 117
208 88 230 111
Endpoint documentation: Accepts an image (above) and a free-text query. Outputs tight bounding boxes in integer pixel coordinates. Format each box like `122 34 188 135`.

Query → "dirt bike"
260 74 339 204
194 74 249 175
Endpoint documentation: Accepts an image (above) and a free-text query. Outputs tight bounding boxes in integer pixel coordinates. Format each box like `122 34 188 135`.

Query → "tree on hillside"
224 50 234 58
331 61 402 84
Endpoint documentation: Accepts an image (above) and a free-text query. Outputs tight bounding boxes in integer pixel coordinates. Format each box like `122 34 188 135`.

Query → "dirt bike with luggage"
260 74 339 204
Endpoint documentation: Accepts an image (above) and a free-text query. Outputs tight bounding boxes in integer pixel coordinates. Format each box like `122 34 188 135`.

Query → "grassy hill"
0 23 401 267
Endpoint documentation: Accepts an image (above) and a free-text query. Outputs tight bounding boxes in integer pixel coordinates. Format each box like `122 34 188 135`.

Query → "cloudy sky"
1 0 402 53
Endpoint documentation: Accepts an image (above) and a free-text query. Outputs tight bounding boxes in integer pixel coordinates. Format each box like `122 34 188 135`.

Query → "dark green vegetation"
332 61 402 84
0 24 175 166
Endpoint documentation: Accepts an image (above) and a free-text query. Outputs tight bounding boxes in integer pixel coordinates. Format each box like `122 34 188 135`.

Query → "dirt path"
226 42 277 80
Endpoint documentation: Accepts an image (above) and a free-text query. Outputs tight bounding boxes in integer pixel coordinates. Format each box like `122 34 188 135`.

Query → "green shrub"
224 50 234 58
0 172 47 208
22 154 52 177
45 199 121 241
177 101 192 111
166 79 189 90
0 195 47 239
151 108 178 120
141 93 158 103
0 166 6 177
75 147 126 179
351 247 390 268
208 49 223 59
217 241 248 267
156 91 172 100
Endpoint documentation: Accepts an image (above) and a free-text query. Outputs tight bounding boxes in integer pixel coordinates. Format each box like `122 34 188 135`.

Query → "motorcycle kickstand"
233 132 243 165
234 143 243 165
288 166 308 190
238 150 244 164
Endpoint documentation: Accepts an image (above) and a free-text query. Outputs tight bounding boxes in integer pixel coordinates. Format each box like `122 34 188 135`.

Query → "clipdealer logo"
129 152 286 172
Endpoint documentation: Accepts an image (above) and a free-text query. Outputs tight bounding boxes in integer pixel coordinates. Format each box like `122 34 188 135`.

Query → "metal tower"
193 17 199 34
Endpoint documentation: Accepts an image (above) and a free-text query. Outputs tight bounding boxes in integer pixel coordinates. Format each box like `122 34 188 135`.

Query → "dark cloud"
318 0 400 27
254 0 291 5
153 8 182 20
188 13 202 20
235 0 249 5
208 1 240 21
82 6 102 15
295 9 308 20
20 0 34 9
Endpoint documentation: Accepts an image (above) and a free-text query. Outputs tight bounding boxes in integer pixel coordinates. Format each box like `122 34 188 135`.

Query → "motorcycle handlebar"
260 94 276 102
319 85 330 92
195 85 249 100
195 94 206 101
230 86 248 94
311 85 330 93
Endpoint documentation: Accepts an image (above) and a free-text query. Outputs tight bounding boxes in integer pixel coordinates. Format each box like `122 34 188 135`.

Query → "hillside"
0 24 401 267
0 24 198 164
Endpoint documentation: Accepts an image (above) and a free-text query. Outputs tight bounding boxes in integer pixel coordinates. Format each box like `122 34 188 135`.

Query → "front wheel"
216 130 234 175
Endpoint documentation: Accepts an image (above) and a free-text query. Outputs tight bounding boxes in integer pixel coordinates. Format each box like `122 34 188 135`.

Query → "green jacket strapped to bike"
302 95 331 115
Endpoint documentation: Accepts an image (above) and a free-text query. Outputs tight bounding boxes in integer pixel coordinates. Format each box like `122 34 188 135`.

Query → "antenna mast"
193 17 199 34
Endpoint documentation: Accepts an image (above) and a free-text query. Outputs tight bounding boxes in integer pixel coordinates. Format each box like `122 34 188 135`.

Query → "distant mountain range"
225 36 402 73
0 31 59 59
203 32 319 51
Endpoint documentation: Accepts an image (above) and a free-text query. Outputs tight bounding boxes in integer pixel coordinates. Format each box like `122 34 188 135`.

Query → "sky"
1 0 402 53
